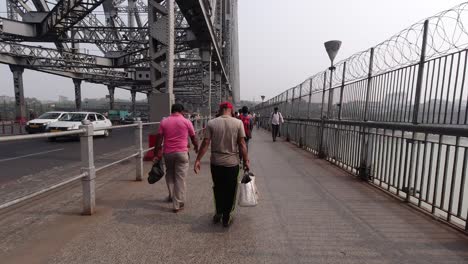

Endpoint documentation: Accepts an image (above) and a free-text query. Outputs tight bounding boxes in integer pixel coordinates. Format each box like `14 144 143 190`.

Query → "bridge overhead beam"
176 0 230 92
9 65 26 122
40 0 107 37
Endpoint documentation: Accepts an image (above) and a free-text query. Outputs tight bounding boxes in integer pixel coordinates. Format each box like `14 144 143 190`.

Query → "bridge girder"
0 0 237 105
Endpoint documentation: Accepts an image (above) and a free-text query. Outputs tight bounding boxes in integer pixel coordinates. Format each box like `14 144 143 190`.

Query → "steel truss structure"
0 0 240 113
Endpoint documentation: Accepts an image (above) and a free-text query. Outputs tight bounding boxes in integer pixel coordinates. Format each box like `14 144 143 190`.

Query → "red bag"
239 115 252 139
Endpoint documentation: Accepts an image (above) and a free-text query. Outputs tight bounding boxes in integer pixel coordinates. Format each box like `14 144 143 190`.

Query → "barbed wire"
275 1 468 102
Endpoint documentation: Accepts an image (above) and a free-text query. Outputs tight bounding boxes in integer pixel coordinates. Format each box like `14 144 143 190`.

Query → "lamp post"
318 40 342 159
324 40 342 118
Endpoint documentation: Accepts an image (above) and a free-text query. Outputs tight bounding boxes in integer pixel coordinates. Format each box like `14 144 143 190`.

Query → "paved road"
0 128 153 184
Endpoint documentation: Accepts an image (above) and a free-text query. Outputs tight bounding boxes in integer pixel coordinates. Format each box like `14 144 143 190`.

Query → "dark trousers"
272 124 280 141
211 164 240 216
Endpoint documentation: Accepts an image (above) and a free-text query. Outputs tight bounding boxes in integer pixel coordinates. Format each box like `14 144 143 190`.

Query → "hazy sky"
237 0 463 102
0 0 464 102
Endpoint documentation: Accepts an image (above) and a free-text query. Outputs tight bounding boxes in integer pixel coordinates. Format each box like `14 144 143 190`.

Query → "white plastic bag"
238 173 258 207
250 176 259 200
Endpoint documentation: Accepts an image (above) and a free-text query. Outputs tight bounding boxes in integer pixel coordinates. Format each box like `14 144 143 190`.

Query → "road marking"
0 148 64 163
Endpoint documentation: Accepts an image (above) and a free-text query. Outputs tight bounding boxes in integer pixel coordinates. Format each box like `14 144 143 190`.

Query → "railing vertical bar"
432 135 443 214
380 131 386 187
443 54 455 124
412 19 429 124
457 51 468 125
411 136 422 202
386 130 394 191
440 143 451 212
396 135 405 195
418 134 429 207
432 58 443 124
425 141 435 202
437 57 448 124
398 67 407 122
134 118 143 181
402 136 411 199
450 53 462 125
338 62 346 120
422 60 431 123
426 60 437 124
80 120 95 215
447 137 460 222
457 148 468 218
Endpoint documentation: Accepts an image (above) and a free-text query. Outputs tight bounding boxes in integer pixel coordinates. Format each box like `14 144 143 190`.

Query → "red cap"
219 101 233 110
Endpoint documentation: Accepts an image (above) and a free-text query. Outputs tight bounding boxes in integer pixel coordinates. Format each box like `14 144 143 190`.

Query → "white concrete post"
134 118 143 181
80 120 96 215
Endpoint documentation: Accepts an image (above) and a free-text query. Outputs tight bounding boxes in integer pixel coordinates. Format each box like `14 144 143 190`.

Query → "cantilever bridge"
0 0 240 120
2 1 468 263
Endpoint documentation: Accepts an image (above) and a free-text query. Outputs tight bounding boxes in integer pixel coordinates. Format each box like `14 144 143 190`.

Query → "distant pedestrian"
194 101 249 227
256 113 261 129
154 104 199 213
238 106 253 151
271 107 284 142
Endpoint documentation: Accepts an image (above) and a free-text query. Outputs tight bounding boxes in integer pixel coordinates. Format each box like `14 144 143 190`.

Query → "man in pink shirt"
154 104 199 212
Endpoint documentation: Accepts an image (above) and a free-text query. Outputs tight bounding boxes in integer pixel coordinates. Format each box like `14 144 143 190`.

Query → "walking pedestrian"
194 101 250 227
271 107 284 142
154 104 199 213
239 106 253 147
256 113 261 129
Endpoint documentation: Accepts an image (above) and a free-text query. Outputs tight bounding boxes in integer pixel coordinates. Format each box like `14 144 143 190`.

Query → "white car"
25 111 68 134
47 112 112 137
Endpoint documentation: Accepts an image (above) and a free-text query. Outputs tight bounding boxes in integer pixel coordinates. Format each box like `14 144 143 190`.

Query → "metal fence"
254 3 468 232
0 118 209 214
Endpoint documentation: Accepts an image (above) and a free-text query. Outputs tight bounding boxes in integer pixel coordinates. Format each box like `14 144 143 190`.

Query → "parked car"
46 112 112 139
25 111 68 134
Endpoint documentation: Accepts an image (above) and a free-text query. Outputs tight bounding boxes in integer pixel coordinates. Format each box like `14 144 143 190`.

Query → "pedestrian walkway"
1 130 468 264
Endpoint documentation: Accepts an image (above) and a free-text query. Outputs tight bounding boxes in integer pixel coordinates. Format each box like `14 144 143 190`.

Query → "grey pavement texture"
1 130 468 264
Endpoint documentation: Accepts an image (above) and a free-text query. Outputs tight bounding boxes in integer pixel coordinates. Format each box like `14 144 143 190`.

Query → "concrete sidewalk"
1 130 468 264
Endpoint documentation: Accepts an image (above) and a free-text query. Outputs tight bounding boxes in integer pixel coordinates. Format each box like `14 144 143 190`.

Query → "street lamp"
324 40 342 118
318 40 341 159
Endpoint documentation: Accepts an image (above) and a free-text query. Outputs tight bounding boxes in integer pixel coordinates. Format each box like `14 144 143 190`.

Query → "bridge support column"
73 79 82 111
9 66 26 122
148 93 173 122
108 85 115 110
131 88 137 114
148 0 175 120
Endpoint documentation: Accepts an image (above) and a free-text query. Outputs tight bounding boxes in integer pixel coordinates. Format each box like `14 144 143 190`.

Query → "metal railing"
0 117 209 214
254 3 468 232
257 116 468 231
0 121 26 135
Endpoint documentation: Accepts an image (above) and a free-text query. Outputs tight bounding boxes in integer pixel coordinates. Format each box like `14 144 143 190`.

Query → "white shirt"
271 112 283 125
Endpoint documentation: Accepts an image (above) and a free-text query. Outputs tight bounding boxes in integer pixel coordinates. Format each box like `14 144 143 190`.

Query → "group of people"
153 102 251 228
152 102 284 228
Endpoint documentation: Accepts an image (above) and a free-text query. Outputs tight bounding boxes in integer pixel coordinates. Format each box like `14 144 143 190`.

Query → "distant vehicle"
108 110 129 124
122 112 149 124
47 112 112 139
25 111 68 134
